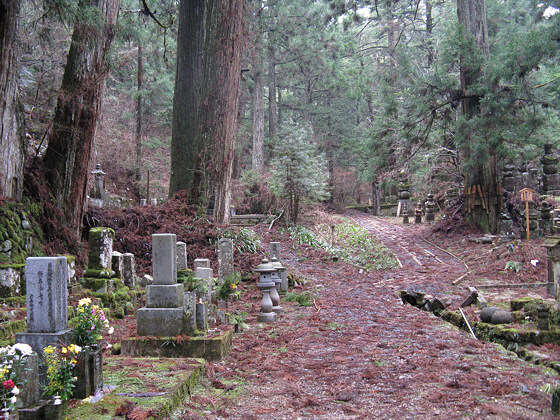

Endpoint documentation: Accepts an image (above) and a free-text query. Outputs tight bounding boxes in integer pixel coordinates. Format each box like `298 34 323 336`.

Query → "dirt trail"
177 215 557 419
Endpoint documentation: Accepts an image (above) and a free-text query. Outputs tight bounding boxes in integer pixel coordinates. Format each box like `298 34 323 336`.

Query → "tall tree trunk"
169 0 208 202
135 41 143 182
267 46 277 142
43 0 120 234
426 0 434 66
252 33 265 174
0 0 24 199
457 0 498 233
207 0 244 223
171 0 244 223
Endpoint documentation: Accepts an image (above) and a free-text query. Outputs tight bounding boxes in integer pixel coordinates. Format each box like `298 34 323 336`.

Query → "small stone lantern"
544 235 560 298
254 258 277 322
269 257 284 313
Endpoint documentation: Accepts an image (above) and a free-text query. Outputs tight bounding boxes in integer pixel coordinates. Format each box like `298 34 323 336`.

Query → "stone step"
66 356 205 419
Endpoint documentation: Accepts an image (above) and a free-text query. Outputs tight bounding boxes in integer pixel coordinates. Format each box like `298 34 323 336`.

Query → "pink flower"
3 379 14 390
90 325 96 330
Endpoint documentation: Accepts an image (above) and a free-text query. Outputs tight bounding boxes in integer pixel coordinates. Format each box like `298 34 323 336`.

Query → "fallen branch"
268 209 285 230
459 307 477 340
422 238 469 271
313 298 321 313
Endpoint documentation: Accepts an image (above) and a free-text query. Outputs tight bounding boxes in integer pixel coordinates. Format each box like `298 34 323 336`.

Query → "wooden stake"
525 199 530 240
459 307 477 340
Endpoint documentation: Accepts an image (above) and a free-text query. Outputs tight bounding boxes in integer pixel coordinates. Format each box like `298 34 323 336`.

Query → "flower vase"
44 400 67 420
73 343 103 399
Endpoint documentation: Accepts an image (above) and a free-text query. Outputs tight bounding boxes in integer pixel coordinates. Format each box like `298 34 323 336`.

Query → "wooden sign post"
519 188 535 240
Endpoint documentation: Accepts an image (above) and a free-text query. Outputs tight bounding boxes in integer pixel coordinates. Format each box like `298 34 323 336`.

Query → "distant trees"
0 0 24 199
170 0 244 223
270 120 330 224
42 0 121 234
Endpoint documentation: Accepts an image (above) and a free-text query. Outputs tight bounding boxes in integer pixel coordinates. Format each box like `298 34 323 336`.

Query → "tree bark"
267 46 277 143
0 0 24 199
207 0 244 223
171 0 243 223
43 0 121 234
169 0 208 202
252 32 265 173
457 0 498 233
135 41 143 182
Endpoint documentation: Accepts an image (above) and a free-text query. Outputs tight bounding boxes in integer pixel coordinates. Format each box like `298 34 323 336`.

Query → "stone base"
257 312 276 323
272 305 283 314
146 284 184 308
16 329 73 356
121 328 233 361
137 307 185 336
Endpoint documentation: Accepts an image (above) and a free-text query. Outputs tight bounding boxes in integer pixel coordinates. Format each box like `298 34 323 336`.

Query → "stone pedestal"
73 344 103 399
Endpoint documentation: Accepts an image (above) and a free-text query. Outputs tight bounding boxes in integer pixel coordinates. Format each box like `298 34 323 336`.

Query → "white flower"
11 386 19 395
74 345 82 353
10 396 17 405
12 343 33 356
531 259 539 266
108 327 114 335
53 396 62 405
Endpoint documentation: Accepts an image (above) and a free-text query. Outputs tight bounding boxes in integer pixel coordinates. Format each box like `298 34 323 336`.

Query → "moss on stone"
0 319 27 341
81 277 108 292
510 297 543 312
83 268 115 278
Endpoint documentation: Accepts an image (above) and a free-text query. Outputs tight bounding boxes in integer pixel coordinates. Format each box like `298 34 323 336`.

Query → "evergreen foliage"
269 119 330 223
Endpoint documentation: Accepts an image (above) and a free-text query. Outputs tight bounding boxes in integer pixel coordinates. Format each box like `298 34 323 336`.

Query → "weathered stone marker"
425 194 436 222
82 227 118 293
122 253 137 287
176 241 188 271
544 235 560 298
218 238 234 285
193 258 211 270
137 234 186 336
17 257 72 354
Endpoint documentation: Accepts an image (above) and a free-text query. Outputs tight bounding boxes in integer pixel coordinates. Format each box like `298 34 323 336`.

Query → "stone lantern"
544 236 560 298
254 258 277 322
270 257 284 313
414 200 423 224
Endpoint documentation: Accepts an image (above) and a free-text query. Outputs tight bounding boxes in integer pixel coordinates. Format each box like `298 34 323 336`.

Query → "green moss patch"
67 357 205 419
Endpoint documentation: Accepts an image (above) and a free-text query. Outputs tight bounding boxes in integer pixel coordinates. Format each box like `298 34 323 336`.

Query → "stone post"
218 238 234 285
537 305 550 330
402 202 409 224
137 234 187 336
269 257 283 313
176 241 188 271
82 227 119 293
270 242 288 293
122 253 137 287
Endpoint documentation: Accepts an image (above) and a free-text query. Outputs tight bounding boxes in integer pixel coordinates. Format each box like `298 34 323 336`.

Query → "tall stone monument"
217 238 234 284
17 257 72 355
137 234 186 336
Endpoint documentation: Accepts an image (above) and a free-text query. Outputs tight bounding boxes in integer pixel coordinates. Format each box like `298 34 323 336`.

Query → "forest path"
177 215 555 419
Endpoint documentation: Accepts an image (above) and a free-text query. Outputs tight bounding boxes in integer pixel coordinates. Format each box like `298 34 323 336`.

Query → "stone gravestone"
217 238 234 285
122 253 137 287
17 257 72 358
183 291 197 334
193 258 211 270
112 251 124 281
176 241 188 271
81 227 119 293
137 234 186 336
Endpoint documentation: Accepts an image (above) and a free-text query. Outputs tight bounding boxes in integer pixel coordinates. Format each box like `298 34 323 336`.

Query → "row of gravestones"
9 230 236 415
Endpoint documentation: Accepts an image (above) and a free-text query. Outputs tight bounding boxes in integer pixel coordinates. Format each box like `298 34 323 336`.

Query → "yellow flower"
78 298 92 307
61 347 67 354
43 346 55 355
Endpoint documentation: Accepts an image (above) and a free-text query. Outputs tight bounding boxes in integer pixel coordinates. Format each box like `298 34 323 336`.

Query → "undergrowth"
287 217 399 270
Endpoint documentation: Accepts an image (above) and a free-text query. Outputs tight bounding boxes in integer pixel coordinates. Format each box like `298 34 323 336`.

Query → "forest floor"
101 211 560 419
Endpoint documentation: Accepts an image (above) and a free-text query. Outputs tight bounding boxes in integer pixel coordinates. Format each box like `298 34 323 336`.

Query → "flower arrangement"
217 272 241 301
42 344 81 402
72 298 113 346
0 343 33 417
